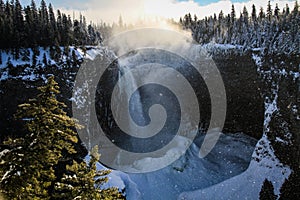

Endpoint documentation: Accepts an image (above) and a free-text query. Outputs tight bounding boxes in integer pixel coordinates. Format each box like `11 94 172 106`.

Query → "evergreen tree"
0 77 124 199
0 0 102 49
252 4 257 22
179 17 183 24
0 0 4 47
0 76 79 199
267 1 273 21
3 1 14 48
32 50 37 66
243 6 249 25
39 0 50 46
218 10 224 20
178 1 300 54
274 4 280 18
71 49 77 63
285 4 290 16
13 0 24 47
42 52 47 66
24 5 34 47
293 1 299 17
48 3 56 43
56 9 62 44
73 19 85 46
88 23 97 45
259 7 265 20
53 146 124 200
194 14 198 23
259 179 277 200
30 0 39 46
183 13 192 28
61 14 72 46
231 5 236 23
0 0 4 13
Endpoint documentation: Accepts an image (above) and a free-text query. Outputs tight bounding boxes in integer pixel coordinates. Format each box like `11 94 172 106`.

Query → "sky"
19 0 297 24
20 0 250 8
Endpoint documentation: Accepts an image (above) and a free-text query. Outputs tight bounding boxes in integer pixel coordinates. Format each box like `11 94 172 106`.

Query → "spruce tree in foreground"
0 76 77 199
0 76 124 199
53 146 124 200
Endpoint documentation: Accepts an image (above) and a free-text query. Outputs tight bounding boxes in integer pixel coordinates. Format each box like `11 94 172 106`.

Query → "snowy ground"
178 135 291 200
96 132 257 200
0 47 107 81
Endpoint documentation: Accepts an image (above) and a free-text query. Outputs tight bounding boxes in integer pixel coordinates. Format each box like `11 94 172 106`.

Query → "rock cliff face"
2 47 299 192
0 47 265 141
258 54 300 170
213 53 264 137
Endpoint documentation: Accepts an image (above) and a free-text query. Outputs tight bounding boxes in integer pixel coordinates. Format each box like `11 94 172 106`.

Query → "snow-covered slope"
0 47 107 82
178 138 290 200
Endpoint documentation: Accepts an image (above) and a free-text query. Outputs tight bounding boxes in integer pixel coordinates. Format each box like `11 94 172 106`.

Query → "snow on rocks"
179 140 290 200
0 46 108 82
178 91 291 200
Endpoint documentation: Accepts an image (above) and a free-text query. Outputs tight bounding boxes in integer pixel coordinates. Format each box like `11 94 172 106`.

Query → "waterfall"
116 63 146 133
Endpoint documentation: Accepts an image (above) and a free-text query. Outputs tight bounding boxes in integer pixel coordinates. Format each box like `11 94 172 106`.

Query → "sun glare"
143 0 179 19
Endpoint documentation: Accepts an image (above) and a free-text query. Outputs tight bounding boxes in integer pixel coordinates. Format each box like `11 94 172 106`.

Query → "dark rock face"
262 54 300 169
255 54 300 196
213 53 264 138
0 51 264 142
